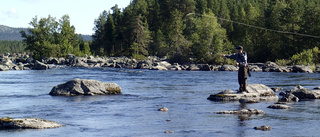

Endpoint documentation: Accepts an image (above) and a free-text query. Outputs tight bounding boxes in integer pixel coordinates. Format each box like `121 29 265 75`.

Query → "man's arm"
222 54 237 60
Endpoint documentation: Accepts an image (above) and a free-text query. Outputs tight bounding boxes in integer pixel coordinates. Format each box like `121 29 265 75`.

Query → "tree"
58 15 82 57
151 29 167 57
104 11 116 56
300 2 320 49
190 11 232 63
167 9 191 63
21 15 59 60
280 0 304 57
130 15 152 58
92 11 108 55
21 15 90 60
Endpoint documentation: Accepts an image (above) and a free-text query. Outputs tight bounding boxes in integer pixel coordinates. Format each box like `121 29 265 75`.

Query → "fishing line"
187 13 320 39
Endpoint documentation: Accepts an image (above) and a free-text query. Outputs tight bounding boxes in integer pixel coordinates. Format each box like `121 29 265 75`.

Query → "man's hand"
221 54 226 57
236 63 239 66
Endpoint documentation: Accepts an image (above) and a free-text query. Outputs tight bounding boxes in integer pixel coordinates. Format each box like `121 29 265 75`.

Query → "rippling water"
0 67 319 137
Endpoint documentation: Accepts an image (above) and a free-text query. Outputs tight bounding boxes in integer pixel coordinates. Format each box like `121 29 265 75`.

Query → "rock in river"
158 107 169 112
49 79 121 96
267 104 292 109
207 84 278 102
0 117 63 129
254 125 271 131
215 109 265 115
32 60 49 70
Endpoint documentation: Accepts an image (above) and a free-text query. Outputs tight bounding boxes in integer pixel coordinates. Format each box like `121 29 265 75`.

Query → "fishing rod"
186 13 320 39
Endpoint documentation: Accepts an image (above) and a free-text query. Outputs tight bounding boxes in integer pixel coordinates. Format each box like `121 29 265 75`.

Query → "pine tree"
92 11 108 55
167 9 191 63
130 15 152 58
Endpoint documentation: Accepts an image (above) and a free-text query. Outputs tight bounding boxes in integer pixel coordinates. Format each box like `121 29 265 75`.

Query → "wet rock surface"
254 125 271 131
215 109 265 115
0 117 63 129
158 107 169 112
267 104 292 109
280 85 320 102
207 84 278 102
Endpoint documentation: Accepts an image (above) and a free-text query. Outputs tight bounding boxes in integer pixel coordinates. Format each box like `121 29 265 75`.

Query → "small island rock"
208 84 278 102
49 79 121 96
0 117 63 129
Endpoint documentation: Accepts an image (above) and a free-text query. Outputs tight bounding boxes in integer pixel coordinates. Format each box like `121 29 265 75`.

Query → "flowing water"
0 67 319 137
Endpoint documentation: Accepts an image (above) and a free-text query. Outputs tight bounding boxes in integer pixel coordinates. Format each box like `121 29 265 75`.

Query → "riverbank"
0 53 317 73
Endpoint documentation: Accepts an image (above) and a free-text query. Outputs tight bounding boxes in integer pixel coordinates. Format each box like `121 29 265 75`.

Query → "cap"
236 46 243 50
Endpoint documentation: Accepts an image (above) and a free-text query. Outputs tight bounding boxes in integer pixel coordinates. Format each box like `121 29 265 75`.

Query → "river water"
0 67 319 137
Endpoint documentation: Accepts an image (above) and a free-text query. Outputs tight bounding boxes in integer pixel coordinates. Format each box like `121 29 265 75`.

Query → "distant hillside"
79 34 92 41
0 25 92 41
0 25 25 41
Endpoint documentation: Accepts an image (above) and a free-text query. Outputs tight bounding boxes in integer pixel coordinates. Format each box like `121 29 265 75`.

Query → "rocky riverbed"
0 53 318 73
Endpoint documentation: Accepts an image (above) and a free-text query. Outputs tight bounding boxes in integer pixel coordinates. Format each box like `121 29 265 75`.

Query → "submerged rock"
271 87 283 92
254 125 271 131
0 117 63 129
239 99 260 103
164 130 174 133
158 107 169 112
215 109 265 115
207 84 278 102
267 104 292 109
49 79 121 96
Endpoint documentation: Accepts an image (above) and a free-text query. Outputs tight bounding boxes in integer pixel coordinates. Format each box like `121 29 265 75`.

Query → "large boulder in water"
49 79 121 96
0 117 63 129
282 85 320 100
207 84 278 102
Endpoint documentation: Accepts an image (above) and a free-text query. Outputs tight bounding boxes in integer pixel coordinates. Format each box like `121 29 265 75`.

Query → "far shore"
0 53 317 73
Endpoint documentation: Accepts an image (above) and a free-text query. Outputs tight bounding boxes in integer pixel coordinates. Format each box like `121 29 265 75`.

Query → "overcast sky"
1 0 131 35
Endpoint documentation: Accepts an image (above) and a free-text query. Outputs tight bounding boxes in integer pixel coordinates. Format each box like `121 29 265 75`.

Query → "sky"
0 0 132 35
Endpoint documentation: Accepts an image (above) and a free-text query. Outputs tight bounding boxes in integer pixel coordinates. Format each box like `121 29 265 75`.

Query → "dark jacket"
225 52 248 67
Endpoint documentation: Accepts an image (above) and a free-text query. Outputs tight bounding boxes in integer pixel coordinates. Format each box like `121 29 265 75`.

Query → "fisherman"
221 46 248 93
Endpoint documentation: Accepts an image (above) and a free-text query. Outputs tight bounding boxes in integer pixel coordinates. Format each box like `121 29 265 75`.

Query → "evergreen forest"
91 0 320 64
20 0 320 65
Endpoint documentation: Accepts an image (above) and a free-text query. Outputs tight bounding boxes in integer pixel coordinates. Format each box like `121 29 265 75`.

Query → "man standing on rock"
222 46 248 93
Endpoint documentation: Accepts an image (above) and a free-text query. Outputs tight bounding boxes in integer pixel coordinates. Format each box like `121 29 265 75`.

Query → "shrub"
276 59 291 66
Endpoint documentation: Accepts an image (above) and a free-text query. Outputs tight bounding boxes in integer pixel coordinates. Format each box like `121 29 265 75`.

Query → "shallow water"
0 67 319 137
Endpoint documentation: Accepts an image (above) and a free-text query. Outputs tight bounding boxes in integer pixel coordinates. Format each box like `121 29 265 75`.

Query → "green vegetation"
0 40 27 54
92 0 320 64
20 15 91 60
276 47 320 66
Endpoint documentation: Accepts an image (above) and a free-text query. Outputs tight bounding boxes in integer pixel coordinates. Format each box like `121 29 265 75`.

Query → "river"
0 67 319 137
